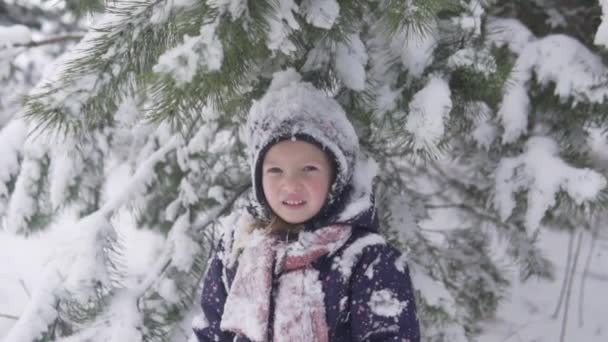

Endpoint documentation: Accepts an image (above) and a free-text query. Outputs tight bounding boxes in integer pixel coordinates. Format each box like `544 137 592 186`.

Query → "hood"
244 71 377 230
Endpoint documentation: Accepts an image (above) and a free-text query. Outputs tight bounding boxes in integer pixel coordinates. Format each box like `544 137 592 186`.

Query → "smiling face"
262 140 334 225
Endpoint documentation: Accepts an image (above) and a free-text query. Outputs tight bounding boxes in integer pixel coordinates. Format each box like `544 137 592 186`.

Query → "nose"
282 173 303 192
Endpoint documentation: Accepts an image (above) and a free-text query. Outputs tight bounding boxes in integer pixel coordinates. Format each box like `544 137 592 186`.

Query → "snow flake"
368 289 407 317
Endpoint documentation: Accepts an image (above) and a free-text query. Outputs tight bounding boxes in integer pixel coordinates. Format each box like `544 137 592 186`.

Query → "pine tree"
1 0 608 341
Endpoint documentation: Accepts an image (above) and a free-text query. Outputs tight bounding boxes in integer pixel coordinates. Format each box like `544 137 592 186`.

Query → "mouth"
282 200 306 207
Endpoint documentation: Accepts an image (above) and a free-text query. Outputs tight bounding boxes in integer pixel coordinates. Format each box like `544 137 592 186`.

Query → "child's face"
262 140 333 224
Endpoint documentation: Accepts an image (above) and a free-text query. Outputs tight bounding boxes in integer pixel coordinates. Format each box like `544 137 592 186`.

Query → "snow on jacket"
193 209 420 342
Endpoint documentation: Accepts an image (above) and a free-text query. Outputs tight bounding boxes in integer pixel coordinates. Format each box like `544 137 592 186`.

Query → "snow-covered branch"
9 35 84 49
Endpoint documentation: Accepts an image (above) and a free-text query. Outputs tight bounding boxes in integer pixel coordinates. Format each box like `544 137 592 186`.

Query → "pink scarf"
220 225 352 342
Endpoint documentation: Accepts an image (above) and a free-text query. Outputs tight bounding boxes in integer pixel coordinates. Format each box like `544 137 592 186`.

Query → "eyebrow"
263 159 325 166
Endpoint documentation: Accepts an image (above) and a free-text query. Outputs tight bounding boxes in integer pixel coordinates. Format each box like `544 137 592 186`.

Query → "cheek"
262 177 277 200
308 177 331 200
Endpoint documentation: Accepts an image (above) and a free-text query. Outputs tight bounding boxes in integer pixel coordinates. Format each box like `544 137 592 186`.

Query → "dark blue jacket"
194 210 421 342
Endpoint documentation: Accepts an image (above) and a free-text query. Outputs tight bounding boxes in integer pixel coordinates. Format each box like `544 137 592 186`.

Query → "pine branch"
24 0 206 134
0 312 19 320
10 34 84 48
19 278 31 299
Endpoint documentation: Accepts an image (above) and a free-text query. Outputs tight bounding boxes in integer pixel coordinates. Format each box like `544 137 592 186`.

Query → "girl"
194 76 420 342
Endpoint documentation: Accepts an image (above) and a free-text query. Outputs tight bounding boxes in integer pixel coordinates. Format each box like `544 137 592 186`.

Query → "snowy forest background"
1 0 608 341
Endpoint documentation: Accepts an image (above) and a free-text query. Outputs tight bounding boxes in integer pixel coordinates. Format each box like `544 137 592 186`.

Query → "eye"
266 167 282 174
303 165 319 172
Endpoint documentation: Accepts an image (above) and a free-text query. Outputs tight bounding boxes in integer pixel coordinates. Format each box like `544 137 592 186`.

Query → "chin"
278 214 312 225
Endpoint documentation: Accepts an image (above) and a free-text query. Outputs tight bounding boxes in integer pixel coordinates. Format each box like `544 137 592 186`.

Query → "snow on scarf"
220 225 352 342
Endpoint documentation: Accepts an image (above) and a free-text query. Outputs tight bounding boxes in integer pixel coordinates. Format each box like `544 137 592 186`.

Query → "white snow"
153 21 224 84
468 101 497 149
586 125 608 171
103 291 144 341
5 134 50 234
394 253 409 273
364 256 380 279
478 228 608 342
302 39 331 72
301 0 340 29
333 233 385 279
453 0 484 37
273 268 327 341
168 212 201 272
335 32 368 91
158 278 180 304
411 269 457 317
595 0 608 48
337 155 377 222
0 25 32 47
368 289 407 317
268 67 302 91
486 17 536 55
191 312 209 331
150 0 198 24
390 20 437 77
246 76 359 208
498 33 608 143
447 47 497 77
208 0 247 19
48 139 81 210
265 0 300 54
497 81 529 144
494 136 607 235
2 267 62 342
374 84 400 114
405 75 452 153
0 120 28 215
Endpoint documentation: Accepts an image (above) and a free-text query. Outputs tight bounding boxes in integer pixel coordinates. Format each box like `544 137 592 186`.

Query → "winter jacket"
193 211 421 342
194 77 420 341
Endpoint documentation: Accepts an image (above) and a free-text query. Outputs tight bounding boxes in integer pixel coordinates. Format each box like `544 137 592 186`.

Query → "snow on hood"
244 69 375 229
